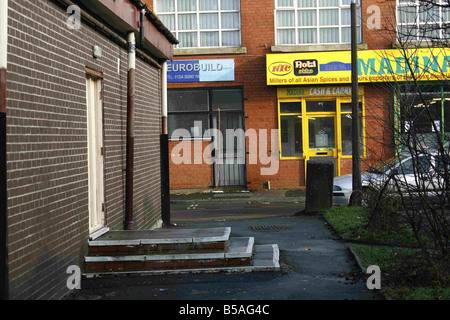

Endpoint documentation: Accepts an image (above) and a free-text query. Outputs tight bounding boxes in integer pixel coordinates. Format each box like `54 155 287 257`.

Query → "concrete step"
88 227 231 256
82 244 280 284
85 237 255 273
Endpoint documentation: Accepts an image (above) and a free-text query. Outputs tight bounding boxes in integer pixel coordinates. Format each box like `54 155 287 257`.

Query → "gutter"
0 0 9 300
52 0 164 69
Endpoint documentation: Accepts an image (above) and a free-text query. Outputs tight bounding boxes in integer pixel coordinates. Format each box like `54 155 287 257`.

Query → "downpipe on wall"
125 32 136 230
160 61 173 227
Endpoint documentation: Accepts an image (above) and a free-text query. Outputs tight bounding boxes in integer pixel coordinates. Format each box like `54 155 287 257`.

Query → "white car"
332 152 448 206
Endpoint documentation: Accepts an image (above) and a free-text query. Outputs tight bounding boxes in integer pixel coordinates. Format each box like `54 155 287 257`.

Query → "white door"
86 76 105 233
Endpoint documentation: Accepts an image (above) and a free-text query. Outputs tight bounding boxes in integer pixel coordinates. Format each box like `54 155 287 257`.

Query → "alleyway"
69 201 378 300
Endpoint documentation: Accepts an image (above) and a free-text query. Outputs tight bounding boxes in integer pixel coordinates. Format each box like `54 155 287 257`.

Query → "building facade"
147 0 450 190
4 0 176 299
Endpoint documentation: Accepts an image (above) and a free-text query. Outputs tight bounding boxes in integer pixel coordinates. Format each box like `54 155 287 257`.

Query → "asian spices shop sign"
267 48 450 85
168 59 235 83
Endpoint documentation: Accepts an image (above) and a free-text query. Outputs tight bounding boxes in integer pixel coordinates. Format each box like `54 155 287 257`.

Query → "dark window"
400 84 444 134
168 113 209 138
280 102 301 114
306 100 336 112
341 113 364 156
340 102 362 113
168 88 243 137
280 115 303 157
211 89 243 111
168 90 209 112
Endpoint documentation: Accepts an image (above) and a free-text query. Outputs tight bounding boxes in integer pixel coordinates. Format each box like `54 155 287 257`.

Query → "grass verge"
323 206 448 300
323 206 419 246
351 245 450 300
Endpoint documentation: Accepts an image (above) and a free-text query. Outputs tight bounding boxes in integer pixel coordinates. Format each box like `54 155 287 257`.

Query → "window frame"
155 0 242 48
396 0 450 42
168 87 245 139
274 0 362 45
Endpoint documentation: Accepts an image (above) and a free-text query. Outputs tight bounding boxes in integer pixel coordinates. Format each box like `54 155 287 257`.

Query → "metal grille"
250 225 289 231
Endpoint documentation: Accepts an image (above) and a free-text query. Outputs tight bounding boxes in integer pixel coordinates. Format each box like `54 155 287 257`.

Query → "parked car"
332 151 449 206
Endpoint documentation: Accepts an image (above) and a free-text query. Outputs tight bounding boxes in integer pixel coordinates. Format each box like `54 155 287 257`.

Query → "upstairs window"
397 0 450 42
275 0 362 45
155 0 242 48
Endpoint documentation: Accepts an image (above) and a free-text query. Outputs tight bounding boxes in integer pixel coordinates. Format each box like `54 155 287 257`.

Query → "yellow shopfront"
277 86 365 177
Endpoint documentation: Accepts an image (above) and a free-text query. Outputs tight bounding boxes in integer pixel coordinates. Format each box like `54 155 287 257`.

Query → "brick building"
2 0 176 299
146 0 450 190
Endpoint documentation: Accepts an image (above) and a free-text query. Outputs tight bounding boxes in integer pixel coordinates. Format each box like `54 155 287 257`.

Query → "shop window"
400 85 445 134
340 101 362 113
280 101 301 113
168 90 209 112
168 88 243 138
397 0 450 42
340 113 363 156
340 101 363 156
279 102 303 157
278 97 365 159
445 98 450 133
155 0 242 48
169 113 210 138
275 0 362 45
306 100 336 112
398 83 450 149
281 115 303 157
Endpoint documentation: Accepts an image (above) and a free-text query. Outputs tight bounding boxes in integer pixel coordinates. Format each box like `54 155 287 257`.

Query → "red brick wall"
361 0 397 50
7 0 162 299
169 140 212 189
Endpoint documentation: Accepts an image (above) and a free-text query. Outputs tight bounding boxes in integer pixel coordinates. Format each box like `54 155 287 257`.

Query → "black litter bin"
304 157 334 214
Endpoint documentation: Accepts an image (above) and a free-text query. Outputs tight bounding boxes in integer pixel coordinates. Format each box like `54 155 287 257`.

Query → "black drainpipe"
139 6 146 48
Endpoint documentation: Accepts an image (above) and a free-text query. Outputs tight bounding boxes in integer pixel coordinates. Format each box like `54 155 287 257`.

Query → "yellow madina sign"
267 48 450 85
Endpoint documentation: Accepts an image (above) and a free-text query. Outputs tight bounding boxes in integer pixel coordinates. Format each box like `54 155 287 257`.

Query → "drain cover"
250 225 289 231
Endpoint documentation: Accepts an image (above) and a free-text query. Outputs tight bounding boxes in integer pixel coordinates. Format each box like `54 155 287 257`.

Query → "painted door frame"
86 70 105 234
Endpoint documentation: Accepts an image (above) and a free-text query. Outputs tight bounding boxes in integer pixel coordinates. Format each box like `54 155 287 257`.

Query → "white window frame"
274 0 362 45
396 0 450 42
155 0 242 48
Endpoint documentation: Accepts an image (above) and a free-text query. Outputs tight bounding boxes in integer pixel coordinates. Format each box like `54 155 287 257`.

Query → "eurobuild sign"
168 59 235 83
267 48 450 85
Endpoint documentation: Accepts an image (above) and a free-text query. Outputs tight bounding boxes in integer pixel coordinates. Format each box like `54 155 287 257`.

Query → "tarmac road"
170 202 303 222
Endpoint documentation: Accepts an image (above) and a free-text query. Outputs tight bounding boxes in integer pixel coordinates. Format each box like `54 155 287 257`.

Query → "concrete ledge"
89 227 110 241
174 47 247 56
252 244 280 269
391 41 447 49
85 237 253 262
271 43 368 53
225 237 254 259
88 227 231 246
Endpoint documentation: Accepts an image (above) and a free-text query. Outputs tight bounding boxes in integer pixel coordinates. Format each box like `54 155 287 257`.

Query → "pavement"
68 191 379 301
170 188 306 204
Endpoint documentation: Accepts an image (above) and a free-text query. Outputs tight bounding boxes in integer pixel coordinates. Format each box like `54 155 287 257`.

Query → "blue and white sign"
168 59 235 83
